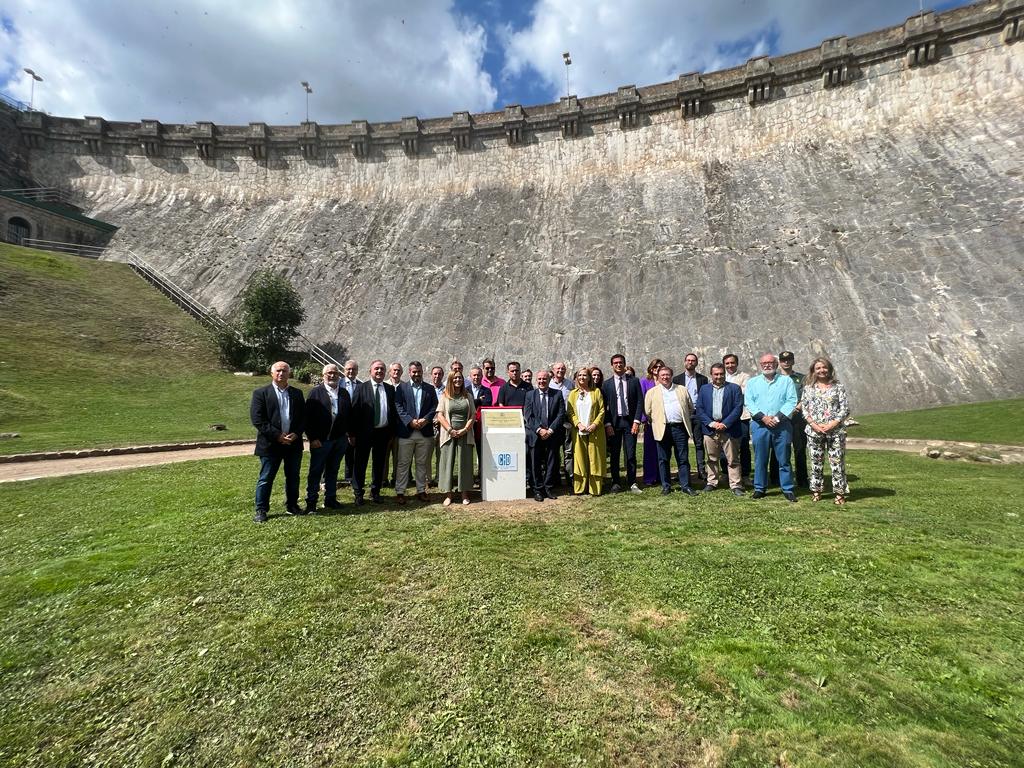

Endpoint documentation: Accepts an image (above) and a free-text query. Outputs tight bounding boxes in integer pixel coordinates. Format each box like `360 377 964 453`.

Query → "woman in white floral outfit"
801 357 851 505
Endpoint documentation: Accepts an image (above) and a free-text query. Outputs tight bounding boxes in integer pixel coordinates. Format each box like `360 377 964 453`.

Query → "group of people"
249 351 851 523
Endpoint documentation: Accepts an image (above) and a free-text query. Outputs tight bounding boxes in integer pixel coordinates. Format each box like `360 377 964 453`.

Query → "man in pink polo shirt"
481 358 505 404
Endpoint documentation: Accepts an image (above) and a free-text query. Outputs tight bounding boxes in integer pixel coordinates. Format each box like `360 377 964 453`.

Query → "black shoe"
544 491 558 500
702 484 716 493
751 491 766 499
253 510 268 523
324 498 342 509
661 487 672 496
287 504 306 516
370 494 383 504
353 496 365 507
784 492 797 502
732 488 745 497
680 487 699 497
304 501 318 515
534 493 545 502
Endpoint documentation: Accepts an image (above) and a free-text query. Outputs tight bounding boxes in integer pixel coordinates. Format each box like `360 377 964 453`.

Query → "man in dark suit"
467 366 493 472
394 361 438 503
673 352 709 484
304 363 352 513
524 369 567 501
695 363 745 496
250 361 306 523
348 359 398 505
340 360 361 485
497 360 534 490
602 353 644 493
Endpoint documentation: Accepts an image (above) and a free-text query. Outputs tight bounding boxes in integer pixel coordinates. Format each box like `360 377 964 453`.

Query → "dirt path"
0 443 253 483
2 437 1021 483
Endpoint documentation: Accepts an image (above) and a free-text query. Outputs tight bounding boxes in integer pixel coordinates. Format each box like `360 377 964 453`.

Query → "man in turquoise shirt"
745 353 798 501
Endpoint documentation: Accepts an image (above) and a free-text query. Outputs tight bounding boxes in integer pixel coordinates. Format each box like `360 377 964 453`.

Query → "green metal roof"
0 190 119 233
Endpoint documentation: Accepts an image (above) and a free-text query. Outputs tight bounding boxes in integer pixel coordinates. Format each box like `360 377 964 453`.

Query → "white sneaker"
629 483 643 494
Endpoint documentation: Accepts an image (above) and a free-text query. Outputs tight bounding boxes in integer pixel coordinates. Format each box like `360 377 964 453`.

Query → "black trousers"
353 427 392 498
607 417 638 487
531 433 560 494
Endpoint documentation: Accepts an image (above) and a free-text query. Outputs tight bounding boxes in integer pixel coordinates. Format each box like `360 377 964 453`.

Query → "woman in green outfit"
437 371 476 506
566 367 607 496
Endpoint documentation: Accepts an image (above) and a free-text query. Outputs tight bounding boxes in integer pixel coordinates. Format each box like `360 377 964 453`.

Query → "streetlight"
562 52 571 98
300 81 313 123
23 68 43 110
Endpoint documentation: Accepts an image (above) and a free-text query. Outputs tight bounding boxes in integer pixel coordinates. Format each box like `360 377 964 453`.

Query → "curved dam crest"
8 3 1024 414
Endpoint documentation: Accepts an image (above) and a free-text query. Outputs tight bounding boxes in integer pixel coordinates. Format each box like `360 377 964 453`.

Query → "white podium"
480 407 527 501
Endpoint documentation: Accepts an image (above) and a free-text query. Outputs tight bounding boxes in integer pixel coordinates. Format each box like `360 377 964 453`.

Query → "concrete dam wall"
8 1 1024 414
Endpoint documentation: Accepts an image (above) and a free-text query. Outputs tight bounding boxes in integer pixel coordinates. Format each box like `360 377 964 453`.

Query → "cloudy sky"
1 0 970 126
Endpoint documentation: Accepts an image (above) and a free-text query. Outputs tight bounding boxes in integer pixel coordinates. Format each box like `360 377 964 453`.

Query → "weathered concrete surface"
19 27 1024 414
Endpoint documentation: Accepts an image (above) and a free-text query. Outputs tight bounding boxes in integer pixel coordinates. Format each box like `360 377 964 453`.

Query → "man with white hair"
304 363 352 513
745 353 798 502
250 361 306 523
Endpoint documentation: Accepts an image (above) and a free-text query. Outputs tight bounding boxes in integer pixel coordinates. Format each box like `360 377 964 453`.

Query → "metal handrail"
114 247 340 366
119 248 233 333
18 238 106 258
1 186 73 204
0 91 30 112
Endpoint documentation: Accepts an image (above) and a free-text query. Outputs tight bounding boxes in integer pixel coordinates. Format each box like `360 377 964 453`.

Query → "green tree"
238 269 305 372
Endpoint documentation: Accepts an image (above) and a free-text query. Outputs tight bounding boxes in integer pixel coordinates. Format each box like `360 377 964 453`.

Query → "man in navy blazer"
524 369 567 501
303 363 352 513
602 354 644 493
348 359 398 505
467 366 493 472
394 361 438 503
250 361 306 523
695 363 745 496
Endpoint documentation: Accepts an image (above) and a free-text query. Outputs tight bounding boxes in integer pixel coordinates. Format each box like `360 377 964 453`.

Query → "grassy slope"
854 398 1024 445
0 451 1021 767
0 244 267 454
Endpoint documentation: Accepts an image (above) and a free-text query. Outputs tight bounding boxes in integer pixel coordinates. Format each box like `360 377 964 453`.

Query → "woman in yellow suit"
566 367 607 496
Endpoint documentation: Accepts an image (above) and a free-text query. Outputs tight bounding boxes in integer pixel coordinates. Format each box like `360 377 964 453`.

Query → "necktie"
374 384 383 426
541 390 548 426
618 378 626 418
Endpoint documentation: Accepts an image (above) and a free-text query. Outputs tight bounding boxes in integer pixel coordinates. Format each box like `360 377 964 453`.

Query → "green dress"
440 396 474 493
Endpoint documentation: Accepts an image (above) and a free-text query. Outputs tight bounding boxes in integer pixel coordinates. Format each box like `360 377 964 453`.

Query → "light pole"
23 68 43 110
300 81 313 122
562 52 572 98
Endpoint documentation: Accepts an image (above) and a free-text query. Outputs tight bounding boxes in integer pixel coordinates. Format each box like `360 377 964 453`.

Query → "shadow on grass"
851 486 897 499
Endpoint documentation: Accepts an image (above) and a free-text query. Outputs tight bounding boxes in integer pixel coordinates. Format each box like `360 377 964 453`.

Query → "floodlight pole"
300 81 313 123
562 52 572 98
23 68 43 110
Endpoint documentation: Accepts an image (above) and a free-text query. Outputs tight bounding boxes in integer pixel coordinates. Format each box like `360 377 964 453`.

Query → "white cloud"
0 0 497 124
503 0 950 102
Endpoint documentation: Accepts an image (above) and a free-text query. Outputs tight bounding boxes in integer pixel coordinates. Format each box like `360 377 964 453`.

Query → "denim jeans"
751 420 794 493
656 423 692 491
255 450 302 511
306 437 346 504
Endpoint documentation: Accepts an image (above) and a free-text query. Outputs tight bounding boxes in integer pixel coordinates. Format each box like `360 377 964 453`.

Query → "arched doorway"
7 217 31 245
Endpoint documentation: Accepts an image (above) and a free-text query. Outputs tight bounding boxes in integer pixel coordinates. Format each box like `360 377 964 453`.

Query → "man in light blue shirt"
745 353 798 501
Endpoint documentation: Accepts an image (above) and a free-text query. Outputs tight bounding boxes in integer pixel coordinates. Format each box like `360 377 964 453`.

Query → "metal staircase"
117 247 340 368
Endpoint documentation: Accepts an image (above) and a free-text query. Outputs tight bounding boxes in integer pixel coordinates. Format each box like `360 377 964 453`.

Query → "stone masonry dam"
3 1 1024 414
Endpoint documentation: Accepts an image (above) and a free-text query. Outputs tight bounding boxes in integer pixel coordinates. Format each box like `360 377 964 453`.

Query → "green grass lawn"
0 244 271 454
854 398 1024 446
1 451 1021 767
